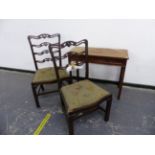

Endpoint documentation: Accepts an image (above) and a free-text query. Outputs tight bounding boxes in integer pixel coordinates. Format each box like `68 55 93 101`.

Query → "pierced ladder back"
28 33 61 70
49 39 89 88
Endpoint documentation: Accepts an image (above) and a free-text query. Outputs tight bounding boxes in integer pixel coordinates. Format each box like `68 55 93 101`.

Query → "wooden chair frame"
28 33 71 107
49 39 112 135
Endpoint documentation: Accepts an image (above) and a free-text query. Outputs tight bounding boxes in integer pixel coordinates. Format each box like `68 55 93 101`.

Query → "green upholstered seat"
32 67 69 84
61 79 110 113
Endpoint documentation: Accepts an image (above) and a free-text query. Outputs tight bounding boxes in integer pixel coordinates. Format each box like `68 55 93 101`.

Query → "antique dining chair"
28 33 70 108
49 39 113 135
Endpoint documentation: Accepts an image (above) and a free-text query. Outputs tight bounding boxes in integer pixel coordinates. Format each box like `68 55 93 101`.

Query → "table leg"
117 64 126 99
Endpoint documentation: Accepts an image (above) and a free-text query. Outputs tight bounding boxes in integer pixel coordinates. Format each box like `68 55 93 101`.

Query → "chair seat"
61 79 110 113
32 67 69 84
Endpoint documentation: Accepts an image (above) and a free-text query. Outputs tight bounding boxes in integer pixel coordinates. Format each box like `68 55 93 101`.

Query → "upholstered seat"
61 79 110 113
32 67 69 84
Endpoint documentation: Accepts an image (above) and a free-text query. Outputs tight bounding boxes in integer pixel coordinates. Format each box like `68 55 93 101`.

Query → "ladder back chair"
49 39 113 135
28 33 70 108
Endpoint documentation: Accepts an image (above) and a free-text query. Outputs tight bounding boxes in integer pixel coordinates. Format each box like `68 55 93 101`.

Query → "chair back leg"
40 85 45 91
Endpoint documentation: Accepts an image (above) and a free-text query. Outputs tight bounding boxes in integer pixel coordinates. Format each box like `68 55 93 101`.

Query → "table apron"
69 55 127 67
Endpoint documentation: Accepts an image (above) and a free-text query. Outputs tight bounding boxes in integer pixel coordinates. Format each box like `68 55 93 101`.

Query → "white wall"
0 19 155 86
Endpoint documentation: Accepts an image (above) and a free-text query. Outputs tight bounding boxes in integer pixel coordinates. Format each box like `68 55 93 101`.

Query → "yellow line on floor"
34 113 52 135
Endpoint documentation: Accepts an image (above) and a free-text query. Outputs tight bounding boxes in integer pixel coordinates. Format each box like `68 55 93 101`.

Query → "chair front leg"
67 117 74 135
104 96 112 121
31 84 40 108
40 84 45 91
59 93 74 135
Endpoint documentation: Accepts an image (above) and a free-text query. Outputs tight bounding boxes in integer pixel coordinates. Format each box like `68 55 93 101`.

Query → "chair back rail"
49 39 89 89
28 33 61 70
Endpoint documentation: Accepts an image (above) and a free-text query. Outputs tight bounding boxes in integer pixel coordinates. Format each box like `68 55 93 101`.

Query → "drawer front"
68 54 127 66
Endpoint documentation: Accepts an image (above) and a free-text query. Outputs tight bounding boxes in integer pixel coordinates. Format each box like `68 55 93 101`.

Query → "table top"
70 47 129 59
